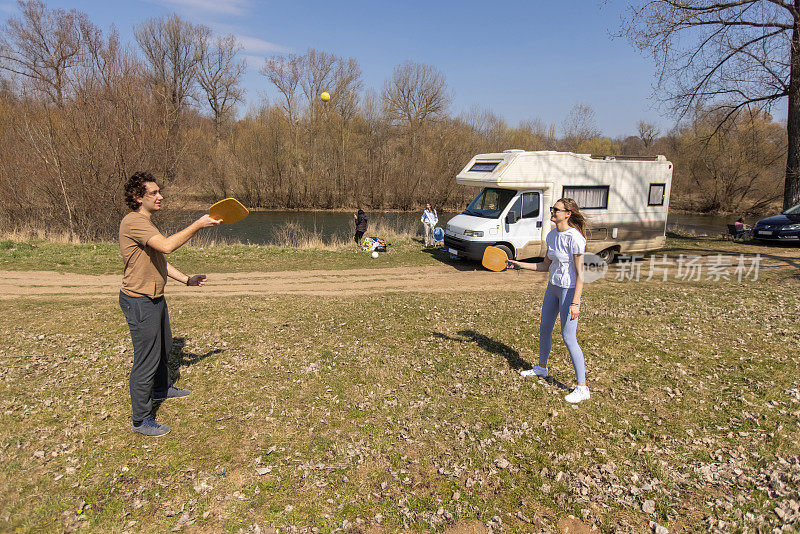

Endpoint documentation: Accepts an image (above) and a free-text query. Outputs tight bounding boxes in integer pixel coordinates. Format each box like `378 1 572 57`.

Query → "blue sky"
2 0 689 137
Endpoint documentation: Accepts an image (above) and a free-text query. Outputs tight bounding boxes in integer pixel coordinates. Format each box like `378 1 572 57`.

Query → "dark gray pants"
119 291 172 424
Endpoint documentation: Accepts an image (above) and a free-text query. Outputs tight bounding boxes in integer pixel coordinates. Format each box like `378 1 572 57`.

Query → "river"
198 210 749 245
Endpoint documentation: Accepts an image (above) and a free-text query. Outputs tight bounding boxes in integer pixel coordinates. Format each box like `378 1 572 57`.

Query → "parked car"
753 203 800 243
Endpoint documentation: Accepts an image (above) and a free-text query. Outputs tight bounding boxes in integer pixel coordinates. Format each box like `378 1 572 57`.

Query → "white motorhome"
444 150 673 262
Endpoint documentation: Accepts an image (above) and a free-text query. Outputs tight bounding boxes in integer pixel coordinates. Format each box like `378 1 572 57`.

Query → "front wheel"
494 244 514 261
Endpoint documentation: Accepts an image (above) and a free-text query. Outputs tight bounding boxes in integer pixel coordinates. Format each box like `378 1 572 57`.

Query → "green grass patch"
0 234 796 275
0 238 449 274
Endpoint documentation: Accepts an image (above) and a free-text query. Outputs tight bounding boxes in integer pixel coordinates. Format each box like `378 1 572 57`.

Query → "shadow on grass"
420 247 487 272
431 330 571 391
431 330 525 367
169 337 226 382
152 337 226 419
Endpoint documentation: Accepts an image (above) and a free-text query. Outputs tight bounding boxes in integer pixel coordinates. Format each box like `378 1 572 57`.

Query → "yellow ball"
320 92 330 102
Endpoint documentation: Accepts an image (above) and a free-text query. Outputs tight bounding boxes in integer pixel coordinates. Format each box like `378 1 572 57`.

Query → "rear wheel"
597 247 617 264
494 244 514 261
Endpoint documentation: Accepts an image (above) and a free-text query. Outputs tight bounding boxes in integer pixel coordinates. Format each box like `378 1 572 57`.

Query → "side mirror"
506 211 518 224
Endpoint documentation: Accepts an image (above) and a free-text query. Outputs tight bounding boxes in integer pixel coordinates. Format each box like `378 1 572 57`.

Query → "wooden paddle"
209 198 249 224
482 246 509 272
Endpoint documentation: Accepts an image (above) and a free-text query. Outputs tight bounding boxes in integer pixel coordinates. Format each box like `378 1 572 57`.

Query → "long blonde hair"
558 197 587 239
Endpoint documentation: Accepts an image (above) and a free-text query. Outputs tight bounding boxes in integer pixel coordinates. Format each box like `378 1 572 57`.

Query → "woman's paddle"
482 246 509 272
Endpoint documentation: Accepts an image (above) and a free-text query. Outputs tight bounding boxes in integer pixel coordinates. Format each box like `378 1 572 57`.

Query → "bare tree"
134 13 206 179
637 120 659 148
330 56 363 121
197 33 245 139
461 105 502 135
0 0 98 106
562 103 601 150
299 48 336 120
382 61 451 127
623 0 799 209
135 13 205 111
261 54 301 123
671 107 784 212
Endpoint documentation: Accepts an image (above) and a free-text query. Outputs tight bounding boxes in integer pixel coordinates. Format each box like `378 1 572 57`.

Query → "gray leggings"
539 283 586 383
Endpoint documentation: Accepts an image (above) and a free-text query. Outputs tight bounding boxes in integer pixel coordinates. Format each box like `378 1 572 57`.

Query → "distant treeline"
0 1 787 241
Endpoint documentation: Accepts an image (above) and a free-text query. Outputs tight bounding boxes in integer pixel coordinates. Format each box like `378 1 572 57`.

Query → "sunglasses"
549 206 570 213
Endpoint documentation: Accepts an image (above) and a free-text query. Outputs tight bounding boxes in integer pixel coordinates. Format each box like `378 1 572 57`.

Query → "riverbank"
2 234 797 276
1 208 771 247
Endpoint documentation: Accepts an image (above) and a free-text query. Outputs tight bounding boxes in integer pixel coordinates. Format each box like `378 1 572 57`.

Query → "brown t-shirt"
119 212 167 298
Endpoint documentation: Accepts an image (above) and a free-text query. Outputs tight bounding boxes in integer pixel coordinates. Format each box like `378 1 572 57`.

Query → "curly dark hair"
124 171 158 210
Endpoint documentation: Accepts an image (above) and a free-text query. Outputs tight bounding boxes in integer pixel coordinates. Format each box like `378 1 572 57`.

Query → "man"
119 172 220 436
421 204 438 247
354 209 368 244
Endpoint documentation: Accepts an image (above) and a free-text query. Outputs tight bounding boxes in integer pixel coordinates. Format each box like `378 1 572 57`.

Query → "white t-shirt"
421 209 438 225
546 227 587 288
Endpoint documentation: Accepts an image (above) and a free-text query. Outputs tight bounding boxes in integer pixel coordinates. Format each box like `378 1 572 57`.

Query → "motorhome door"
503 191 543 256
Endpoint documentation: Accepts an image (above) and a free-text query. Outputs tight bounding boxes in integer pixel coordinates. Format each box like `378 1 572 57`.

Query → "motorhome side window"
464 188 517 218
521 192 540 218
562 186 609 210
648 183 666 206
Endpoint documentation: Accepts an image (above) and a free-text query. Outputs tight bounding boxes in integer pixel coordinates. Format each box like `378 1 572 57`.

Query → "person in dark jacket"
354 209 368 244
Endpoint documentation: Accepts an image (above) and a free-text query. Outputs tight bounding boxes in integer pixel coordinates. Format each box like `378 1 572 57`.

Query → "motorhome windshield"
463 188 517 218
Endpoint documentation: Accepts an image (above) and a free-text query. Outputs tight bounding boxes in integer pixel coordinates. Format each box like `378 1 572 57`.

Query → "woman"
734 217 753 232
421 204 438 247
354 209 368 244
508 198 590 403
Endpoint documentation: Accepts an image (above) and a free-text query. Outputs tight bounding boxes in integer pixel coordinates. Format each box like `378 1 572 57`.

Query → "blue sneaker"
132 417 170 437
153 385 191 401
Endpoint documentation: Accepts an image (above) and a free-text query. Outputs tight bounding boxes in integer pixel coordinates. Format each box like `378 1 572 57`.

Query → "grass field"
0 237 436 275
1 237 799 533
0 234 797 275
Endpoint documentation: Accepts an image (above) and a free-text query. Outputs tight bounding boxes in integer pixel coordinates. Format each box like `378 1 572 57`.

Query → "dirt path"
0 265 544 298
0 252 794 299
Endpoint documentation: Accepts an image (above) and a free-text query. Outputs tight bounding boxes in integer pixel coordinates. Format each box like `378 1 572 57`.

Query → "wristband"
185 277 191 286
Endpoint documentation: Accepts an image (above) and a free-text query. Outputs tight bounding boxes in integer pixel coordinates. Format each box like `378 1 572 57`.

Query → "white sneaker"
565 385 590 403
520 365 548 378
